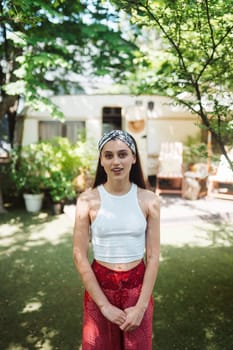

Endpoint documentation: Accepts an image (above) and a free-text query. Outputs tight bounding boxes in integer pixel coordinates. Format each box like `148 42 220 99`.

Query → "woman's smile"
111 167 123 174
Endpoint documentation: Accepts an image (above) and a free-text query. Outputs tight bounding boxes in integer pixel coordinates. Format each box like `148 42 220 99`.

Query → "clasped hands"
100 304 145 332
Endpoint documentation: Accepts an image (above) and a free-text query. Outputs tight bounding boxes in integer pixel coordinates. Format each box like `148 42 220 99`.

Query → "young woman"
73 130 160 350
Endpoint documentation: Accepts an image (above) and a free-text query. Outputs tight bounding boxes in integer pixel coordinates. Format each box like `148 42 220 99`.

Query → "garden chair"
155 142 184 196
208 148 233 200
183 163 208 200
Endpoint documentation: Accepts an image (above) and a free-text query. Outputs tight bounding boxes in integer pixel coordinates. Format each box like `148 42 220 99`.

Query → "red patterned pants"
82 260 154 350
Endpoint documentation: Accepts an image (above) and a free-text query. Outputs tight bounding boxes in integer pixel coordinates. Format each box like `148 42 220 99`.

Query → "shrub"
5 137 97 203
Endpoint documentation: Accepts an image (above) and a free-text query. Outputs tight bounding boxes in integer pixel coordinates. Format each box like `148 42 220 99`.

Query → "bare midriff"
96 259 142 271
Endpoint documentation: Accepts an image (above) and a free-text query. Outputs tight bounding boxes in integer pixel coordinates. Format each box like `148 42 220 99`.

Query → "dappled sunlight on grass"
0 209 82 350
153 244 233 349
21 300 43 314
0 211 73 257
1 207 233 350
5 345 29 350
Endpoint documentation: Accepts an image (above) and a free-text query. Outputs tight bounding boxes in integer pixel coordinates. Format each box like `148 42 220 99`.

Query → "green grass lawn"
0 209 233 350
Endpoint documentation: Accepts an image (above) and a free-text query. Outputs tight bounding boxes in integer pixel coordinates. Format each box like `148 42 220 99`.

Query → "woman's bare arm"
137 191 160 309
120 190 160 331
73 190 126 326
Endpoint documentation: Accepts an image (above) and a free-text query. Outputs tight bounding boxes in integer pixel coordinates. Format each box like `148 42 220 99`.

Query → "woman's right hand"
100 304 127 327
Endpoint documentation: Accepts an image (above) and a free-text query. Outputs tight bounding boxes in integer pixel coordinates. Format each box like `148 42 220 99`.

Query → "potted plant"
8 144 47 212
43 137 96 214
7 137 96 214
40 137 80 214
44 171 77 214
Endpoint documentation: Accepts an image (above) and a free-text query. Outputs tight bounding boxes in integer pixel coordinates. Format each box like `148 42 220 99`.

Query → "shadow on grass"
0 210 233 350
153 218 233 350
197 213 233 246
154 245 233 350
0 210 83 350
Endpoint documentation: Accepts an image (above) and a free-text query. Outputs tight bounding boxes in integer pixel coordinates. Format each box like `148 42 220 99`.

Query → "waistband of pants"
92 259 145 290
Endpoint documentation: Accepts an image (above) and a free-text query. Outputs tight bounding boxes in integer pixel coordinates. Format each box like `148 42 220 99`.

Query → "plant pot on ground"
6 144 47 212
45 172 76 215
23 193 44 213
5 137 96 213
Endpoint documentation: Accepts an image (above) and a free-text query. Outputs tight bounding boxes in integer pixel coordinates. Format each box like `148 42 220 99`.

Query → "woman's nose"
112 155 120 164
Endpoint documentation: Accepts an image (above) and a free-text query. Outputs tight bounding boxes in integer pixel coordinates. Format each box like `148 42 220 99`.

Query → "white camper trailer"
21 94 199 176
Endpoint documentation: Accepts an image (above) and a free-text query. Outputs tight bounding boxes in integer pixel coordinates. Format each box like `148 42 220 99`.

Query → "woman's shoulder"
137 186 160 207
77 187 99 204
137 185 158 198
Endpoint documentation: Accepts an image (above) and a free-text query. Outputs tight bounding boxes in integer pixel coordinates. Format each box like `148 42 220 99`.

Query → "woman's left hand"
119 305 145 332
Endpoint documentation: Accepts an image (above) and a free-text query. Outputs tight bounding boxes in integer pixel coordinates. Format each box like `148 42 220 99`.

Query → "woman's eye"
104 153 113 159
119 152 127 158
103 152 128 159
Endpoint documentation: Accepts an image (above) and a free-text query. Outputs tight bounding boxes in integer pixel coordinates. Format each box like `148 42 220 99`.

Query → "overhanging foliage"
112 0 233 169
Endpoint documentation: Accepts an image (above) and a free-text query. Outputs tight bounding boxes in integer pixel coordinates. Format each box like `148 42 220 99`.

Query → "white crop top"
91 183 147 263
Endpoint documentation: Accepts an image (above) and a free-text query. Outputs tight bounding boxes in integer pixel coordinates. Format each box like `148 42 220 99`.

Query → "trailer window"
39 121 85 143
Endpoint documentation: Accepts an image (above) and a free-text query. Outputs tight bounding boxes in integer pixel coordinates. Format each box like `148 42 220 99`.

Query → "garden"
1 1 233 345
1 137 96 215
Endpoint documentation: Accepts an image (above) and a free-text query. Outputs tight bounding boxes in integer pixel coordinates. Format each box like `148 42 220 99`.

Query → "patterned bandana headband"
98 130 136 154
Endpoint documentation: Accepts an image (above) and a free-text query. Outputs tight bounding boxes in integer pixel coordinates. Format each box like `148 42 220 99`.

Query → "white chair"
208 149 233 199
155 142 184 196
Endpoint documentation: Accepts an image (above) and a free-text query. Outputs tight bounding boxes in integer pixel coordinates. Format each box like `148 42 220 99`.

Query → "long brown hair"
92 134 146 189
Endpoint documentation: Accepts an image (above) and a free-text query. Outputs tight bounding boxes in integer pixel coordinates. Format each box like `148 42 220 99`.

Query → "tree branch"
196 2 233 82
141 1 189 75
204 0 216 48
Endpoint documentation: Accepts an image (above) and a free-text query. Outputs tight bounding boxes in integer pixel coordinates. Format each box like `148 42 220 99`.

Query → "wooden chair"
155 142 184 196
208 149 233 200
183 163 208 200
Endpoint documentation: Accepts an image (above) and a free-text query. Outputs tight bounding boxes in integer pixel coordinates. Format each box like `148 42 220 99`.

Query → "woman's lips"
111 167 123 174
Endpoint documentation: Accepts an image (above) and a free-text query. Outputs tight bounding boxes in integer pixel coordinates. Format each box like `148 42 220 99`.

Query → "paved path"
160 195 232 222
64 195 232 247
159 195 232 246
0 195 232 257
64 195 232 224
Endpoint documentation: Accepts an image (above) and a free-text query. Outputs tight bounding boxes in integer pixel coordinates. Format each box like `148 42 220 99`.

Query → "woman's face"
100 139 136 180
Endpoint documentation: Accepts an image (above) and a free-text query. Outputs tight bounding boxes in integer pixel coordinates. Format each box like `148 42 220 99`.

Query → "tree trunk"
199 109 233 172
0 95 19 121
213 133 233 172
0 170 7 213
0 95 19 213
